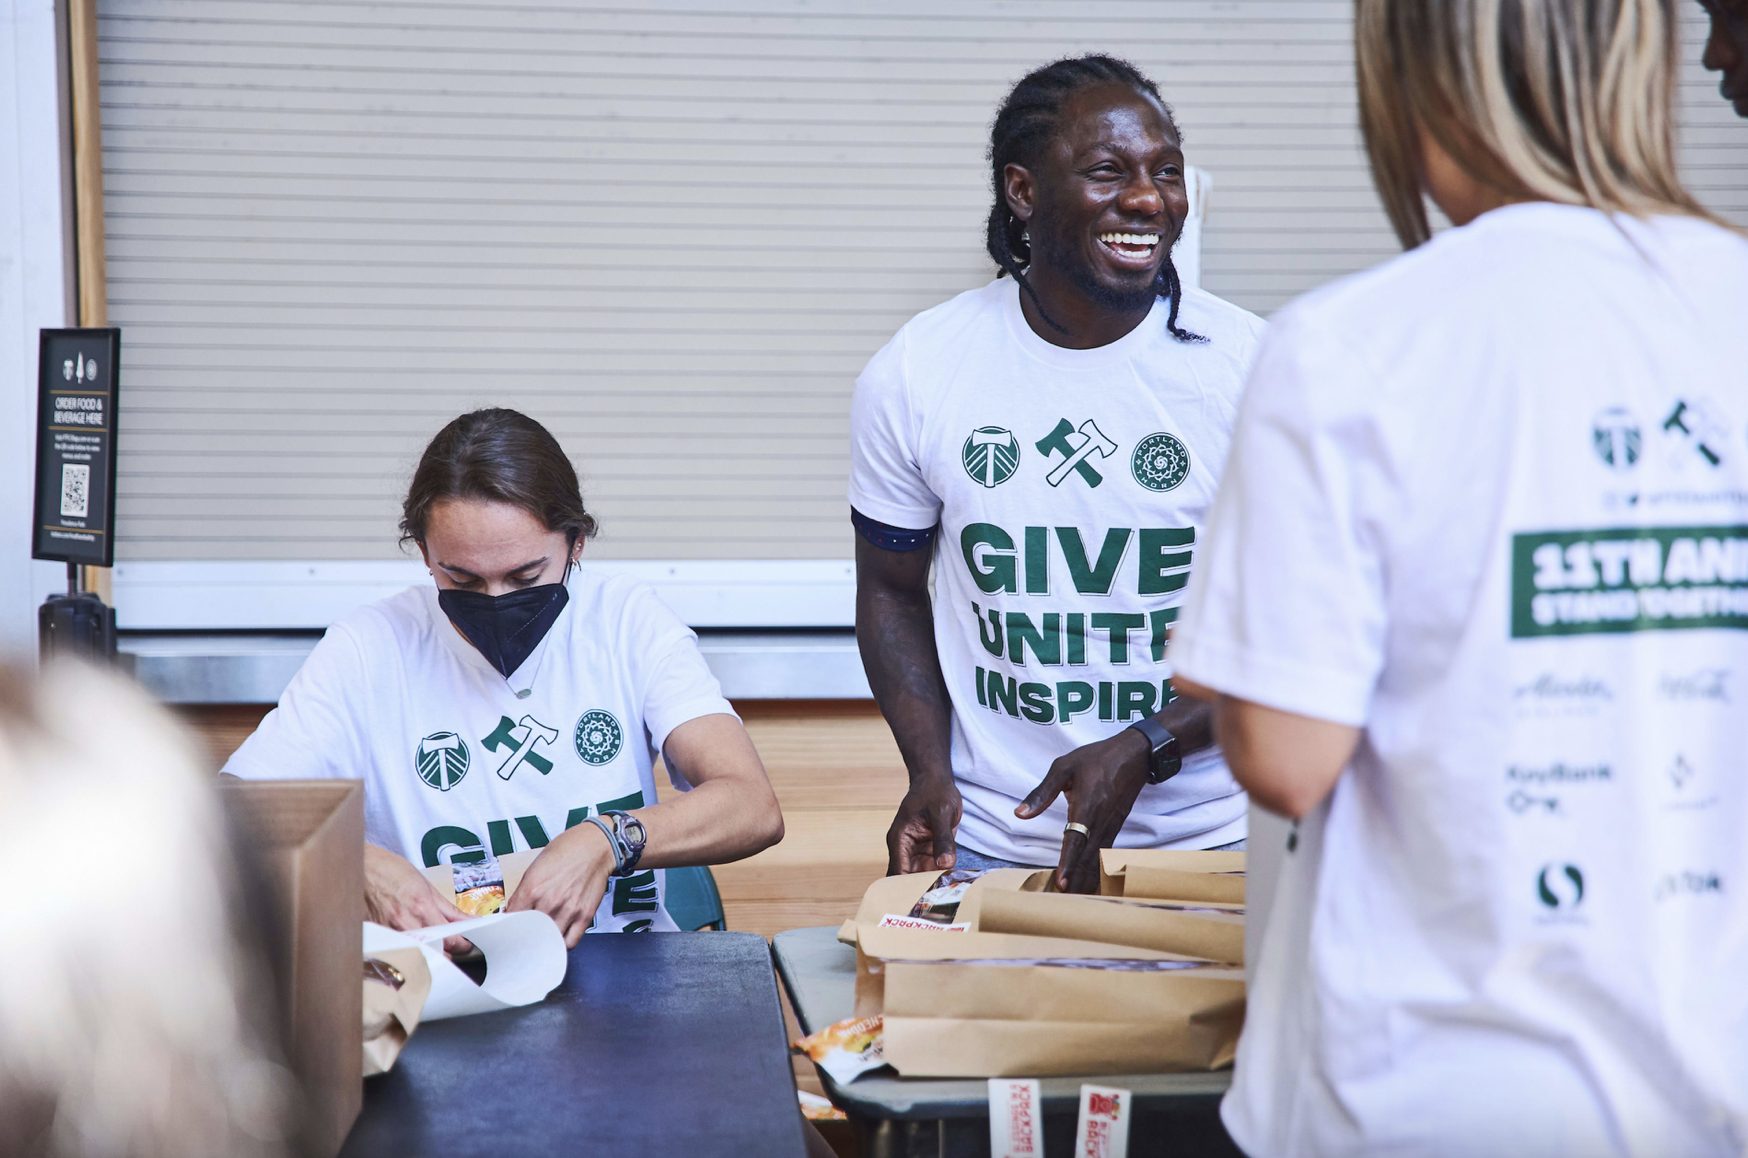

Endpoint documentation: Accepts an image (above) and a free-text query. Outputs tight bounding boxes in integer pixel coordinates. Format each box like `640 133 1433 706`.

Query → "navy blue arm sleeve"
850 508 938 553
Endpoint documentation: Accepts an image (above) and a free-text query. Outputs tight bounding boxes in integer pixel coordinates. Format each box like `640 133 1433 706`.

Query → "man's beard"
1032 231 1172 315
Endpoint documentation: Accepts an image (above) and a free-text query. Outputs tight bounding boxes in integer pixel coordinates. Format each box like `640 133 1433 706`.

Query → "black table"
343 931 808 1157
773 926 1240 1158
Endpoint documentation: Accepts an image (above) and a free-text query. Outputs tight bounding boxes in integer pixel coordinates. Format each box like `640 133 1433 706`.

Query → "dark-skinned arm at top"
1016 694 1217 893
855 535 964 875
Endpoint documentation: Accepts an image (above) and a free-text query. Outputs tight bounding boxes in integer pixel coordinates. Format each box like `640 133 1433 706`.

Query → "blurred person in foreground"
1169 0 1748 1153
1699 0 1748 115
0 661 296 1158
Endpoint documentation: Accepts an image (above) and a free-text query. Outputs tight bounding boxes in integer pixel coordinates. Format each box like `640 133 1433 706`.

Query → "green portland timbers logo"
962 426 1020 488
574 709 624 765
1591 407 1641 470
1132 432 1190 492
415 731 470 791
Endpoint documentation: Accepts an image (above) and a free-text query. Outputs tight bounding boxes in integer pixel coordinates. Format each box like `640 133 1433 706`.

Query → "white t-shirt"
1172 204 1748 1155
225 570 737 933
849 277 1264 863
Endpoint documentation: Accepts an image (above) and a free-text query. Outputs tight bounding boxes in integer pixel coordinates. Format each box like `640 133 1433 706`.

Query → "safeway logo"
1537 863 1585 911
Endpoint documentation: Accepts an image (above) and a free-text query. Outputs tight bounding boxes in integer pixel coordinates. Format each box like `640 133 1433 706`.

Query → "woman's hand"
364 842 473 956
505 822 615 948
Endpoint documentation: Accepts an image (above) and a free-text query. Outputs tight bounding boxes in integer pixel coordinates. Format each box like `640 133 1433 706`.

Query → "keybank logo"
1506 762 1612 786
1537 863 1585 911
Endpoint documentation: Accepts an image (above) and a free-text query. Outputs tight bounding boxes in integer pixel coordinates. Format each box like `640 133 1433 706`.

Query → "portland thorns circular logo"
574 709 624 765
962 426 1020 489
415 731 470 791
1131 432 1190 492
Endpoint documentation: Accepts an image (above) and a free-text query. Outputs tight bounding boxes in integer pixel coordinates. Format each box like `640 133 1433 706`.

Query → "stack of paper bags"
839 850 1246 1078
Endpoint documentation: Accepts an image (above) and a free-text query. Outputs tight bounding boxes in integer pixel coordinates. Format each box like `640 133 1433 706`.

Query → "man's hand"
1015 729 1152 893
506 821 615 948
886 775 964 875
364 842 474 956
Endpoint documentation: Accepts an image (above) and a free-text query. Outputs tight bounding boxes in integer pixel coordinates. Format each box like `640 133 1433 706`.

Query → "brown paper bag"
880 957 1245 1077
852 925 1188 1019
362 945 432 1077
974 890 1245 964
1099 849 1246 903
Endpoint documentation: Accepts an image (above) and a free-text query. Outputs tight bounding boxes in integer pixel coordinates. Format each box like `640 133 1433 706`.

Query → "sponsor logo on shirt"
1658 667 1732 704
1511 672 1614 718
1131 432 1191 492
1507 761 1612 786
1591 408 1642 471
573 709 625 765
1654 870 1724 901
1665 753 1719 812
1035 418 1118 488
1535 862 1586 916
962 426 1021 489
1510 525 1748 637
1503 762 1612 818
415 731 471 791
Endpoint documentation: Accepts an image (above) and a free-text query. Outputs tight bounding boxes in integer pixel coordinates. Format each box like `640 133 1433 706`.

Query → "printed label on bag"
1075 1084 1131 1158
989 1078 1042 1158
878 913 971 932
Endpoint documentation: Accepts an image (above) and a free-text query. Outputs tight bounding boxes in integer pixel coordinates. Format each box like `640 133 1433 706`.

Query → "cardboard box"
222 780 365 1158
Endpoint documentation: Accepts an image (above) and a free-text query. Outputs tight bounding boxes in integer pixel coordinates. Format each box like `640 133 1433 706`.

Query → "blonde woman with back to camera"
0 662 295 1158
1169 1 1748 1154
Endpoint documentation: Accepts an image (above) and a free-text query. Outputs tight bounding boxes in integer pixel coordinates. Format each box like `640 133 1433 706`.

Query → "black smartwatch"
1127 716 1183 784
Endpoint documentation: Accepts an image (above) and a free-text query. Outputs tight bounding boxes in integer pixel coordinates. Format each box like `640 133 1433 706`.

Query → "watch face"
1149 733 1182 783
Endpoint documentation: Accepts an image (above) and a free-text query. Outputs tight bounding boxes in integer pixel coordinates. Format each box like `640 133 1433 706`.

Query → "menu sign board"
33 328 121 567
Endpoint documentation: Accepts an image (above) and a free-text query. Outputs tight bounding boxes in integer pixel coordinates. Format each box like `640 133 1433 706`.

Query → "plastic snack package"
795 1014 890 1085
908 867 987 923
797 1090 848 1121
451 856 507 916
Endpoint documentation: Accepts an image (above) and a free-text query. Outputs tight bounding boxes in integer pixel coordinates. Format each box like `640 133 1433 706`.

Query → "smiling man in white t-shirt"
850 55 1263 891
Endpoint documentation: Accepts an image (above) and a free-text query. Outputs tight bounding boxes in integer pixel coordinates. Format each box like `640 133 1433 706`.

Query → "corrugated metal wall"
98 0 1748 563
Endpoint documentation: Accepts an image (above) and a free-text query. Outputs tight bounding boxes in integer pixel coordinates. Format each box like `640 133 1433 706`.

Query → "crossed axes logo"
1035 418 1118 488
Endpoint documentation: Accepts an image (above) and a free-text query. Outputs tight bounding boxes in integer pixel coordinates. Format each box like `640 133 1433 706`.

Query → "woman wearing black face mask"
224 409 785 949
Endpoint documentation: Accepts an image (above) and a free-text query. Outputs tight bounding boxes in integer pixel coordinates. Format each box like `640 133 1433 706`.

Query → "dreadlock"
985 54 1204 343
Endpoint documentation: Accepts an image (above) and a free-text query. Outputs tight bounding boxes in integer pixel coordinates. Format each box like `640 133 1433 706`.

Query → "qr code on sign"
60 463 90 519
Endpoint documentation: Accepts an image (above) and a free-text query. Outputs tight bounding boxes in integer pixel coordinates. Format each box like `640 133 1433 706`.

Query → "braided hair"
985 55 1204 343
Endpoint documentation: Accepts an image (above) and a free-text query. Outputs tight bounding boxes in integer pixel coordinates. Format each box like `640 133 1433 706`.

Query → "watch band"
582 814 631 876
1128 716 1183 784
600 809 648 877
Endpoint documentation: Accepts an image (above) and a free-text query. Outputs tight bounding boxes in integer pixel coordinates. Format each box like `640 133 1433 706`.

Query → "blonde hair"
0 661 296 1158
1356 0 1716 247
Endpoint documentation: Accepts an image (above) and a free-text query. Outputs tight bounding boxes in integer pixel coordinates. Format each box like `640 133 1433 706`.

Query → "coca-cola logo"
1658 668 1731 704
